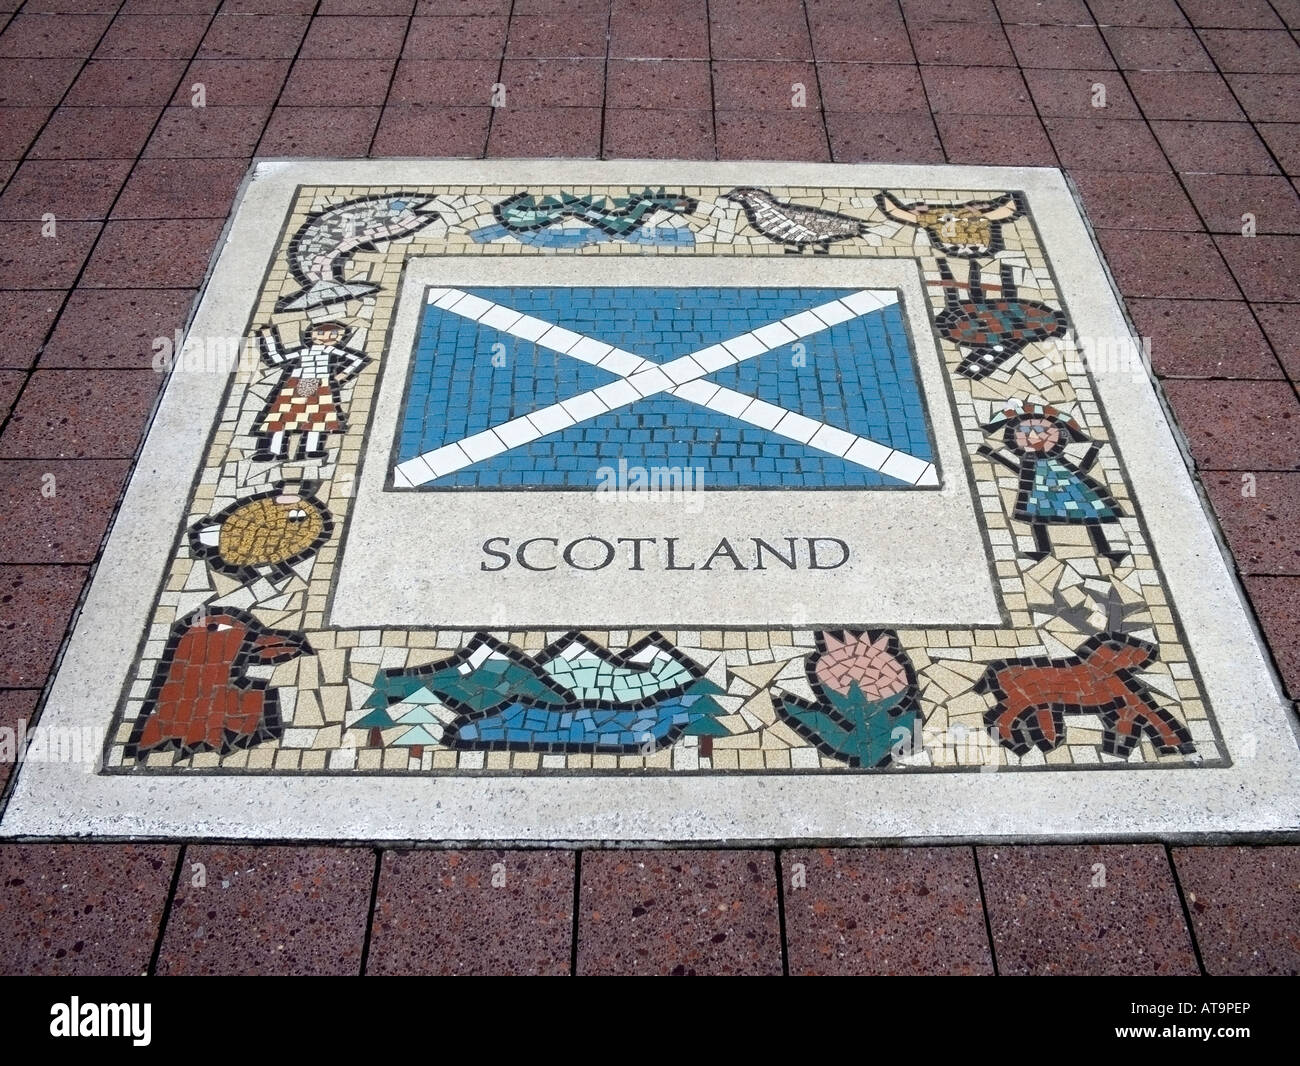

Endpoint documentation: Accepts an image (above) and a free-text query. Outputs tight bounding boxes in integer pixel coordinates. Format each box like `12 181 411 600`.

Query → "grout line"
569 849 582 976
773 847 790 976
1165 843 1209 975
358 845 384 976
597 0 611 159
799 0 833 161
971 846 1000 976
146 841 186 977
484 0 518 156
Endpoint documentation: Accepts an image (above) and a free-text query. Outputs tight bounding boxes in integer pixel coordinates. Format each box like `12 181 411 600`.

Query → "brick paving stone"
979 844 1199 976
1126 71 1245 121
713 4 813 63
576 850 782 976
605 59 711 110
0 689 39 790
94 14 210 60
921 66 1034 115
1070 171 1200 231
1005 23 1114 70
608 4 709 60
1180 0 1283 29
388 58 500 107
415 0 507 11
0 290 64 369
0 845 176 976
29 106 162 159
1241 576 1300 696
807 12 912 64
505 14 607 59
908 22 1012 66
0 564 90 686
259 106 380 156
143 105 270 158
171 59 290 106
1090 0 1188 26
1101 26 1214 71
497 58 607 109
403 16 509 60
716 110 830 161
41 287 196 368
371 104 490 157
300 15 409 60
1045 117 1169 171
711 60 820 111
1256 122 1300 176
280 58 398 107
1096 229 1239 299
0 368 164 460
1161 379 1300 471
1023 68 1142 119
899 0 999 20
1224 73 1300 122
0 108 53 160
817 63 929 114
602 108 714 159
1215 234 1300 301
993 0 1089 23
0 369 21 419
1127 297 1280 378
0 220 100 289
1182 173 1300 234
1173 846 1300 975
197 13 310 59
826 112 946 162
1152 119 1281 175
111 158 247 220
783 847 993 976
936 113 1057 166
1201 29 1300 72
320 0 417 13
367 849 574 976
1274 0 1300 28
66 59 187 107
486 106 602 157
1202 471 1300 575
156 846 374 976
0 13 113 58
81 218 224 288
1254 303 1300 379
0 57 81 106
0 459 131 564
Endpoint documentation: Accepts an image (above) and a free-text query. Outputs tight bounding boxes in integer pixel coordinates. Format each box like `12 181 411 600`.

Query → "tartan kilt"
261 376 343 433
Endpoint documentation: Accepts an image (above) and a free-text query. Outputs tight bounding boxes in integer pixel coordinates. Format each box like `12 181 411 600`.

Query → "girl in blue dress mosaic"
978 401 1127 563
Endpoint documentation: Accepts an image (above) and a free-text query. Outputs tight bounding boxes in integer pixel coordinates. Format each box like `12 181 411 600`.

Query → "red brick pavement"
0 0 1297 975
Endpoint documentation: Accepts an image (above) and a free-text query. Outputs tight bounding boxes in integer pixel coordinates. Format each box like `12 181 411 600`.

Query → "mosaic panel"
6 161 1295 842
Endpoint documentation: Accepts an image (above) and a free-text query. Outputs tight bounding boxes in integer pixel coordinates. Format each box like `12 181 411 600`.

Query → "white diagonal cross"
394 287 939 488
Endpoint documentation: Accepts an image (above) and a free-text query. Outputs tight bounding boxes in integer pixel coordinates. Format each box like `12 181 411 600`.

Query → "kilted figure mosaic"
252 321 369 462
978 401 1126 562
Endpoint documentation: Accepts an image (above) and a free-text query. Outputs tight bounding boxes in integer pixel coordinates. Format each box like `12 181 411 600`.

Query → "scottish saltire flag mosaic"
3 161 1297 845
394 286 936 490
